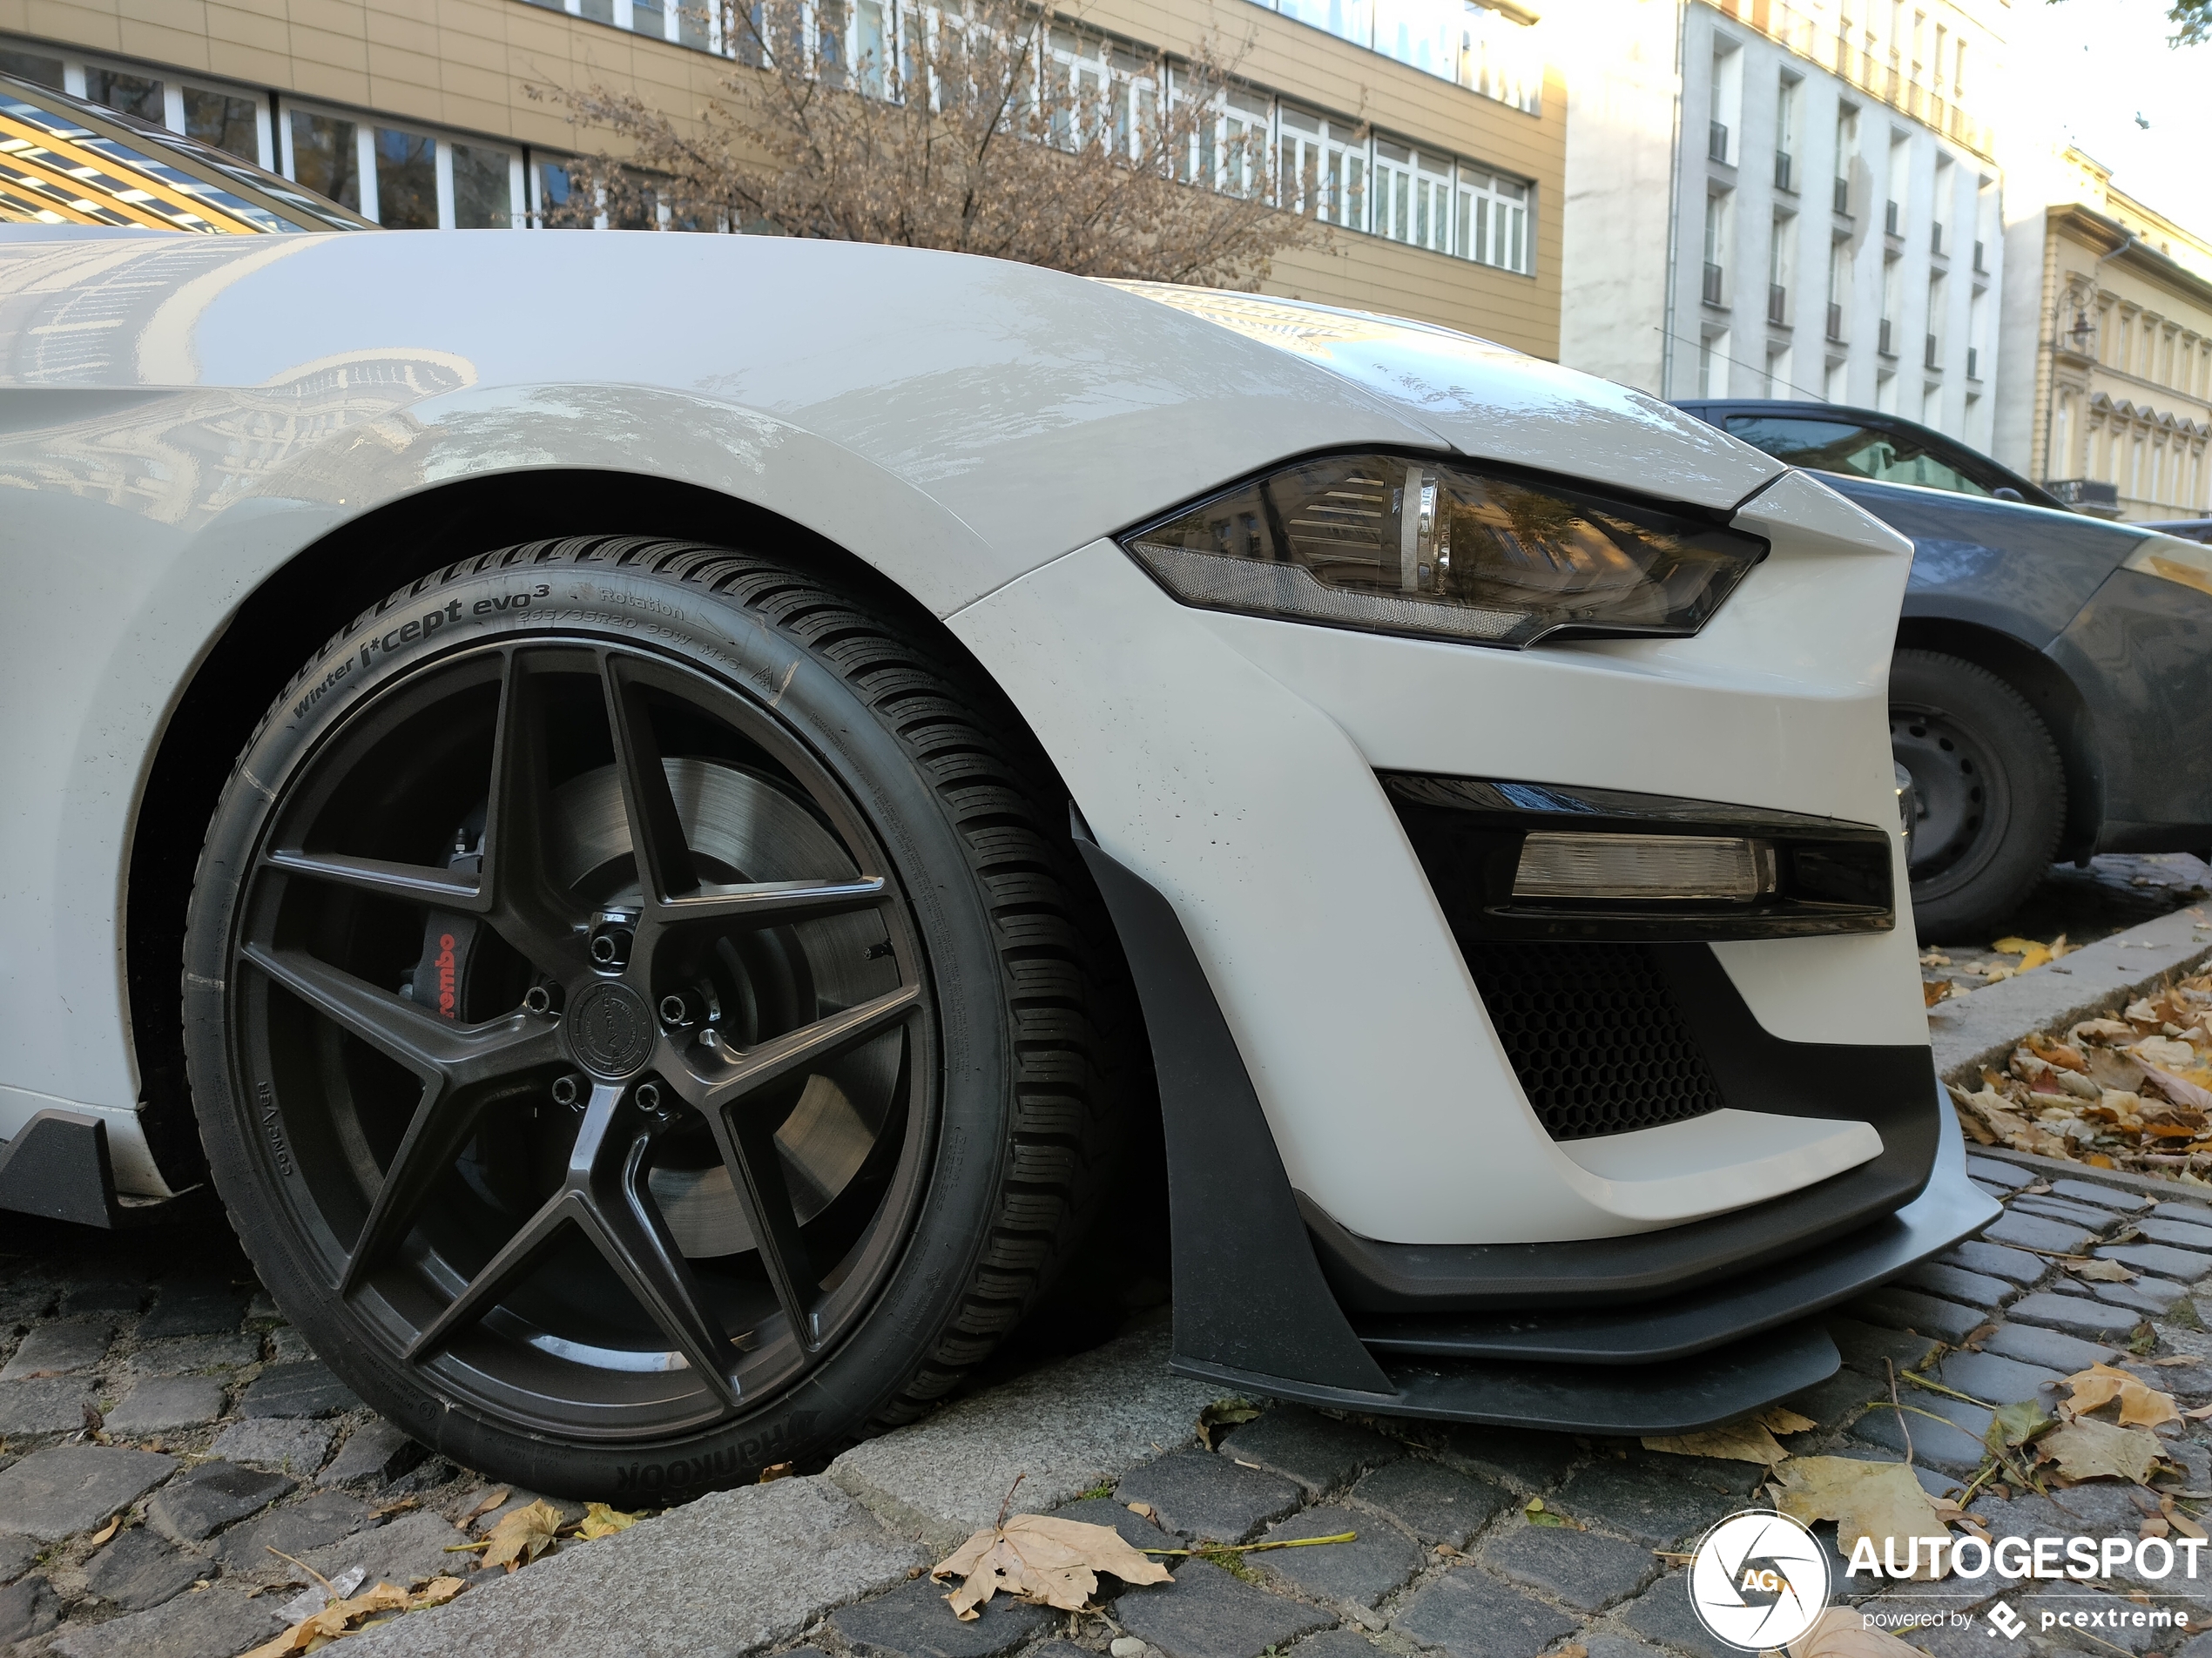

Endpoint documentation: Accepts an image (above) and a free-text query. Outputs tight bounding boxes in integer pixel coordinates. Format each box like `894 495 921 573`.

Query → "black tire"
181 537 1127 1500
1889 648 2066 940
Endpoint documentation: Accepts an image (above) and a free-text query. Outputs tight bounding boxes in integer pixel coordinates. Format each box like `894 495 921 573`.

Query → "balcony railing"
1703 261 1725 305
1931 221 1944 256
1878 318 1894 356
1833 177 1850 214
1925 333 1940 369
1709 0 1996 160
1885 199 1900 236
1973 240 1987 273
1827 301 1844 341
1775 152 1794 192
1710 121 1730 163
1966 346 1979 380
1769 283 1788 325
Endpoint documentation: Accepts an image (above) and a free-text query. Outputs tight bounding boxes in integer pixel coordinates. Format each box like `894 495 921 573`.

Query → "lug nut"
524 983 564 1016
658 990 703 1028
551 1074 585 1110
636 1081 670 1120
589 929 631 968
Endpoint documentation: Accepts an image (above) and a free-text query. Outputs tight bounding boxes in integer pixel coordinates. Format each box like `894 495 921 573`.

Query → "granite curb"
1927 905 2212 1086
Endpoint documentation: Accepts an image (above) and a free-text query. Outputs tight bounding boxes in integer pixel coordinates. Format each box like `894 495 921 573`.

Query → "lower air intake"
1460 941 1726 1142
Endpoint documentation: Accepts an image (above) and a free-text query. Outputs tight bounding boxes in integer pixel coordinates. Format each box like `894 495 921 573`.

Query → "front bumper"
1078 821 1998 1431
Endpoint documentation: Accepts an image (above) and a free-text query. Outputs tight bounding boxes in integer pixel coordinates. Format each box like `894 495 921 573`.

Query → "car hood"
0 228 1790 609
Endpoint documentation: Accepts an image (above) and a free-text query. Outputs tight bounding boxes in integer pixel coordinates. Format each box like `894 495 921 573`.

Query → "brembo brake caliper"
401 808 485 1021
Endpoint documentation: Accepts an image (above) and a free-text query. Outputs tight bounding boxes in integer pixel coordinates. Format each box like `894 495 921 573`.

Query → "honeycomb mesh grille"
1460 941 1726 1142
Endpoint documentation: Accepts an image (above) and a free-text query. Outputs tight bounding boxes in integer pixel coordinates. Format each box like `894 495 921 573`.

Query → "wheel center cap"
568 981 657 1079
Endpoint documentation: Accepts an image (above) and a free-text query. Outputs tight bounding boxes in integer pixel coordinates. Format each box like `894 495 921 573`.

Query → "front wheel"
1889 648 2067 941
182 539 1127 1499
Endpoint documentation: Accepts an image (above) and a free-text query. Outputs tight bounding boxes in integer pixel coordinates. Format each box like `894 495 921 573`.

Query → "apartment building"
0 0 1565 354
1995 145 2212 521
1561 0 2005 451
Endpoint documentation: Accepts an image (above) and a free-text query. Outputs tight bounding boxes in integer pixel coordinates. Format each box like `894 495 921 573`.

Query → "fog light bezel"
1386 775 1896 941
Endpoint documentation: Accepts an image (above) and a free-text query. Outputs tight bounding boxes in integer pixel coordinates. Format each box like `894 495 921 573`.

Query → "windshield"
1720 414 2029 497
0 74 369 232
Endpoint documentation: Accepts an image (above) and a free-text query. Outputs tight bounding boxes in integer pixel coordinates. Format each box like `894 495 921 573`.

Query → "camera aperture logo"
1688 1510 1831 1651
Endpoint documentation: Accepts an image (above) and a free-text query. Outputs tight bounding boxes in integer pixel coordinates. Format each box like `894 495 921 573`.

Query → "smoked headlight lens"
1120 454 1767 648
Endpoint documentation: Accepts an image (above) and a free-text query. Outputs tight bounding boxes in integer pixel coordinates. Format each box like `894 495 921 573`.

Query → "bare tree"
545 0 1323 286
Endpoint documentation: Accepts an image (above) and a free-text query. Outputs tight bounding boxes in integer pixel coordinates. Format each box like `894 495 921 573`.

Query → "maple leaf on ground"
2060 1362 2182 1429
241 1578 463 1657
481 1499 565 1573
934 1513 1172 1619
577 1501 644 1540
2037 1417 2170 1486
1774 1459 1950 1581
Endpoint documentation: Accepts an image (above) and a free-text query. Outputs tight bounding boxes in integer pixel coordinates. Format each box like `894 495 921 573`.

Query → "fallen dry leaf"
1643 1420 1789 1466
576 1502 643 1540
1774 1458 1949 1580
1784 1605 1927 1655
2068 1258 2139 1283
2163 1497 2209 1541
2037 1417 2170 1485
85 1515 120 1547
480 1500 564 1573
2061 1363 2182 1429
1759 1406 1820 1435
759 1461 796 1483
241 1581 413 1658
1197 1399 1260 1451
933 1513 1171 1619
460 1486 510 1527
1994 936 2054 972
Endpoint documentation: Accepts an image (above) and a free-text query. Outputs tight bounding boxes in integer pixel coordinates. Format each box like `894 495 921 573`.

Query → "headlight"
1119 453 1769 648
2124 534 2212 598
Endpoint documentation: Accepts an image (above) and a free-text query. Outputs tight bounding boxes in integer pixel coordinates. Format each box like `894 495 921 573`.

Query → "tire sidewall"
183 557 1013 1500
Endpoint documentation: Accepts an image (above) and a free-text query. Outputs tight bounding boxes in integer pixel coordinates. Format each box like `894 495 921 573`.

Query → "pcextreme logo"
1688 1510 1831 1651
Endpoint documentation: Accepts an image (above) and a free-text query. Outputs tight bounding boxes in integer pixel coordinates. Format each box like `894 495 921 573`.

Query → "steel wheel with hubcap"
184 539 1128 1496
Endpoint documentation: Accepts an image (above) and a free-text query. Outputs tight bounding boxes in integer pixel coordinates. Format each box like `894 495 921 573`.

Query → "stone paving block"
350 1477 927 1656
1581 1638 1671 1658
1117 1449 1305 1544
128 1332 261 1375
1982 1322 2121 1372
49 1581 287 1658
832 1574 1055 1658
1117 1559 1335 1658
1823 1315 1943 1375
1620 1570 1737 1658
2154 1203 2212 1228
1050 1495 1184 1553
0 1533 34 1583
1966 1157 2033 1190
2049 1180 2151 1211
1348 1458 1512 1547
1848 1393 1992 1475
318 1417 427 1488
1895 1262 2015 1311
1846 1288 1993 1343
268 1326 315 1362
1291 1631 1390 1658
137 1284 248 1339
83 1524 206 1610
1548 1460 1735 1547
0 1573 58 1646
0 1376 97 1435
1778 1368 1885 1434
1975 1486 2145 1548
2007 1291 2148 1341
2013 1194 2126 1230
105 1374 226 1436
1391 1566 1576 1658
216 1489 371 1571
1932 1347 2066 1405
1482 1519 1655 1612
1938 1240 2047 1284
210 1416 336 1474
1217 1405 1402 1497
2085 1275 2188 1315
59 1282 143 1316
0 1319 112 1379
2101 1243 2212 1282
298 1509 471 1590
1257 1503 1422 1607
829 1326 1217 1551
147 1459 295 1543
239 1358 361 1418
1986 1211 2100 1255
2136 1217 2212 1251
1425 1424 1582 1493
0 1445 176 1540
1623 1446 1768 1497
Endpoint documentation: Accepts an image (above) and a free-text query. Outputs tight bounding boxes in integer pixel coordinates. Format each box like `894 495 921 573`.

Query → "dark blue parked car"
1676 400 2212 938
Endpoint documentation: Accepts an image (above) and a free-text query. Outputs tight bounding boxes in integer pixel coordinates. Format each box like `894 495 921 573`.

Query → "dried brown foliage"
544 0 1321 285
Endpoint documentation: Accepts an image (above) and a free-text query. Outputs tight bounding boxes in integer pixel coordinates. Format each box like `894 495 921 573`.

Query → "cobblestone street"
10 1143 2212 1656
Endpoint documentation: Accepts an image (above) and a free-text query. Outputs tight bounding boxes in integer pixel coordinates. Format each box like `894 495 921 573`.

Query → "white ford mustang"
0 77 1997 1499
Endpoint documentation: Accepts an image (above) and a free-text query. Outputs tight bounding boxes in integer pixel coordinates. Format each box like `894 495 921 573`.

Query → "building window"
287 111 361 213
1825 357 1848 401
452 143 517 227
1256 0 1542 114
1699 330 1729 396
1456 166 1527 271
84 65 163 124
1 47 63 88
1703 190 1729 305
374 127 439 228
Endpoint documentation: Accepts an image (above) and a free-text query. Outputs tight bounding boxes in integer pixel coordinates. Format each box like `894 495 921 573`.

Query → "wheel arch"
1892 614 2104 864
125 468 1035 1192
